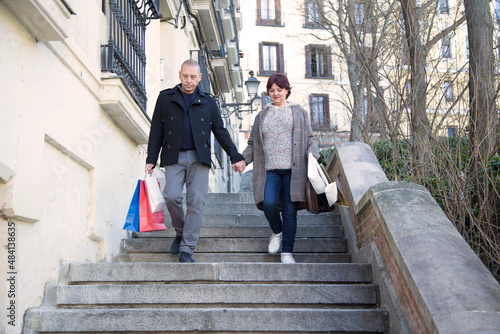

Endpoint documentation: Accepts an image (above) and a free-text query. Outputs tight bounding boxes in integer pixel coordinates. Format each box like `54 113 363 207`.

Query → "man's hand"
232 160 246 173
145 163 155 175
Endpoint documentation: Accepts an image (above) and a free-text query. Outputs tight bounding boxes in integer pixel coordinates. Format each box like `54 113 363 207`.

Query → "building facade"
236 0 351 153
0 0 243 331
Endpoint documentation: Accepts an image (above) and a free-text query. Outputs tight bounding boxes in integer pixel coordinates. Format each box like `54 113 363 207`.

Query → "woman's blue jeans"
263 169 298 253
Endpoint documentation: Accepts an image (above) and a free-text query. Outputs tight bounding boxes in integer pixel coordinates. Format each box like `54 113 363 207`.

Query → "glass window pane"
439 0 448 12
263 44 277 71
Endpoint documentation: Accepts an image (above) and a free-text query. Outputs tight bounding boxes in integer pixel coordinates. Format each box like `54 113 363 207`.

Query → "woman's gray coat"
242 102 319 210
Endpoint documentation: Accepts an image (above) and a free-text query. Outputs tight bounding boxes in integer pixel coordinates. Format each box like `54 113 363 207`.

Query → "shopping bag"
145 174 165 213
123 180 141 232
305 179 331 214
333 182 349 207
319 164 349 208
307 153 329 194
139 180 167 232
325 182 338 207
305 179 321 213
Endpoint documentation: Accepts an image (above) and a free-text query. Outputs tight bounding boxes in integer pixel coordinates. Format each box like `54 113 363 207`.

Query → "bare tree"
465 0 498 161
314 0 398 142
463 0 499 264
399 0 466 177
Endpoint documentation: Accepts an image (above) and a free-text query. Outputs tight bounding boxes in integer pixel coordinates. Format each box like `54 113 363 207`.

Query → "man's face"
179 64 202 94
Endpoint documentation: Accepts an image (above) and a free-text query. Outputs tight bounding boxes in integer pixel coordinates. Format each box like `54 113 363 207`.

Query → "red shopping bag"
139 180 167 232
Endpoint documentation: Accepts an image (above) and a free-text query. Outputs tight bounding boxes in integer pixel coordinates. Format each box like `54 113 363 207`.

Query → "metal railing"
101 0 161 112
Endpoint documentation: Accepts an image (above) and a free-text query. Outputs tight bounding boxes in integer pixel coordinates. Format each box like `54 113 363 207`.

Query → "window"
444 81 453 102
258 42 284 75
439 0 449 13
354 2 364 25
305 0 323 28
448 127 456 137
442 35 451 58
350 0 370 30
497 37 500 65
496 0 500 22
405 80 411 104
305 45 332 78
257 0 282 26
262 92 271 106
465 36 469 59
363 94 379 131
310 94 330 129
401 34 410 66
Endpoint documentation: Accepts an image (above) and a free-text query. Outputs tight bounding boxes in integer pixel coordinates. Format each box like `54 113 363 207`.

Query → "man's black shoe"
179 252 195 263
170 235 182 255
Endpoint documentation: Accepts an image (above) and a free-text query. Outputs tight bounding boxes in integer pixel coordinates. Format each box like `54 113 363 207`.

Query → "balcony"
2 0 74 42
221 8 235 41
231 65 243 87
211 58 231 93
189 0 223 51
234 10 243 31
234 86 244 103
226 41 239 65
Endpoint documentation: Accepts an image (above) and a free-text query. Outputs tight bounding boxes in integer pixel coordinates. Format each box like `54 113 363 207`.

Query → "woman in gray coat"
242 73 319 263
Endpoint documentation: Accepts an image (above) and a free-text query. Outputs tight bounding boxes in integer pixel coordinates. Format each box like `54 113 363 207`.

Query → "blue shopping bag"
123 180 141 232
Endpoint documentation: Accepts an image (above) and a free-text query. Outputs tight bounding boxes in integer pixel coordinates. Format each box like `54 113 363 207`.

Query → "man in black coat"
145 59 246 262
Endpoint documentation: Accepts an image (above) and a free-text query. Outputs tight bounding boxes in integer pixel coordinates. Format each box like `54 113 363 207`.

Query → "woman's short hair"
266 73 291 98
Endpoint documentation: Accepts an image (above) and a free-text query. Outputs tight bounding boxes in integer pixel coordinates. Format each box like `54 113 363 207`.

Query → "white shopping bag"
307 153 329 194
144 174 165 213
325 181 338 207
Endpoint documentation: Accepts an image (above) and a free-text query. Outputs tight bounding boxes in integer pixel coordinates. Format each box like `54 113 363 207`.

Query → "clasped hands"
232 160 246 173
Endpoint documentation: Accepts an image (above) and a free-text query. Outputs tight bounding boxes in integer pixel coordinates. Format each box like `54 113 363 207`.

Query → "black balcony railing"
101 0 161 112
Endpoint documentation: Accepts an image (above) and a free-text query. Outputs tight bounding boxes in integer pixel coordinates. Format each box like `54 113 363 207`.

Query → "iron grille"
101 0 161 112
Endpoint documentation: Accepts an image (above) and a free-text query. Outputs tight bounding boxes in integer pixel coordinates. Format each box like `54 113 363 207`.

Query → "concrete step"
23 189 390 334
162 212 340 226
132 225 344 238
121 237 348 254
202 203 328 215
64 263 373 284
24 308 388 333
204 192 255 203
56 283 378 306
114 252 352 263
168 194 335 215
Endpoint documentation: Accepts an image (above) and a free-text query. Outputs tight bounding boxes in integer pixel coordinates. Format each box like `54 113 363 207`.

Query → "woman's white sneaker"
281 252 295 264
268 232 282 254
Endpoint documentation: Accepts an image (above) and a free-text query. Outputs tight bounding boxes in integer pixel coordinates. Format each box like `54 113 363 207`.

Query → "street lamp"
222 71 261 117
245 70 260 99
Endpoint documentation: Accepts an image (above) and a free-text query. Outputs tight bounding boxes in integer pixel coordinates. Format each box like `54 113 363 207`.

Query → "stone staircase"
23 192 389 333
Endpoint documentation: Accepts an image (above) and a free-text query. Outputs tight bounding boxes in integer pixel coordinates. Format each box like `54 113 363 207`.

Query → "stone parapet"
326 141 500 334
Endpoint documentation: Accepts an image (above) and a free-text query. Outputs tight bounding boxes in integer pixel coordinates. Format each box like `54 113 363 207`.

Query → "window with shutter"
310 94 330 129
259 42 285 75
305 0 324 28
442 35 452 58
305 45 332 78
256 0 282 26
444 81 453 102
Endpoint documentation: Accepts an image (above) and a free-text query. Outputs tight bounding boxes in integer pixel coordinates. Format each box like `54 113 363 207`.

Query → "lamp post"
222 71 261 117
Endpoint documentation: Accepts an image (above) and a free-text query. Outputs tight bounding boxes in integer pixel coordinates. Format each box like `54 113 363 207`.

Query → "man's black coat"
146 86 244 167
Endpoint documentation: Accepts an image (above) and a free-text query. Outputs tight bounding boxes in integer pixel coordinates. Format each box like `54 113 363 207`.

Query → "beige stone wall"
0 0 242 332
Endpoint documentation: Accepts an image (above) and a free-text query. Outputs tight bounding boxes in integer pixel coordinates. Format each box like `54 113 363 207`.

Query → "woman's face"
268 83 288 107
